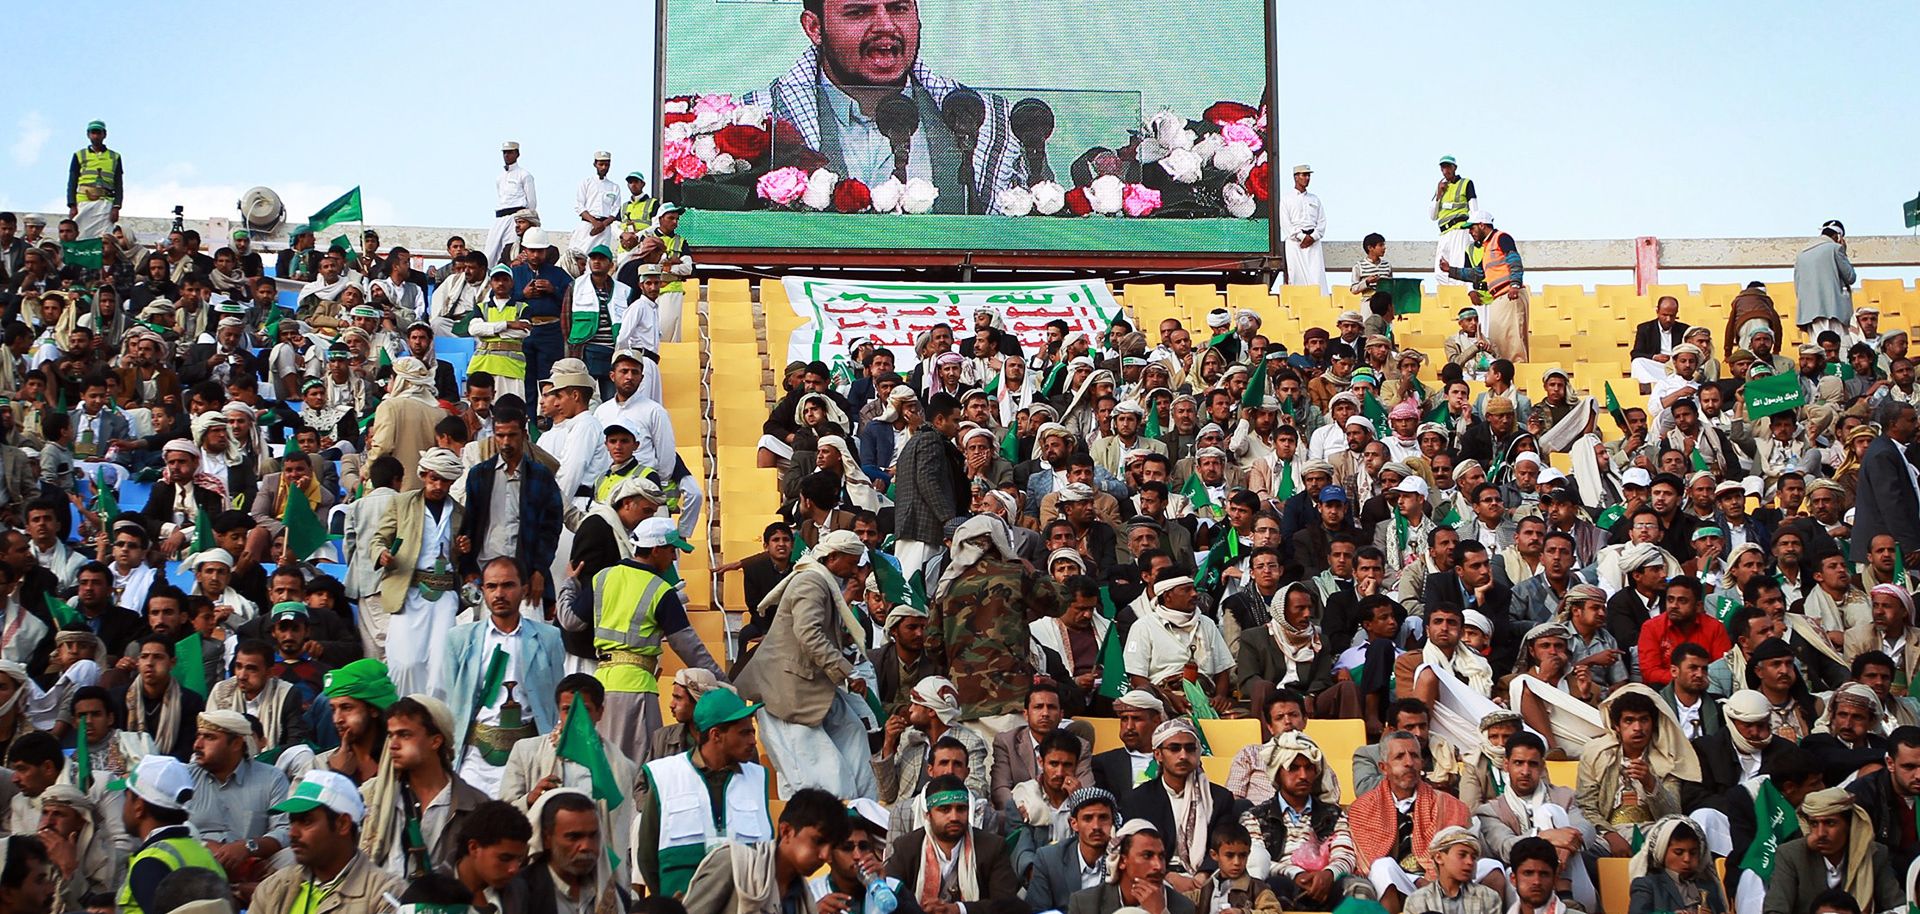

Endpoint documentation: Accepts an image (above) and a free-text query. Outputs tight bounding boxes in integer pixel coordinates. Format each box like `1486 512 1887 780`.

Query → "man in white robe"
1274 164 1327 294
484 141 538 265
567 152 623 265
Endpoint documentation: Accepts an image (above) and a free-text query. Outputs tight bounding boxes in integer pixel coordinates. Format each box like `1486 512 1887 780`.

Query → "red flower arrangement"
1203 100 1260 125
1064 186 1092 215
1246 163 1271 202
832 179 872 214
713 124 770 161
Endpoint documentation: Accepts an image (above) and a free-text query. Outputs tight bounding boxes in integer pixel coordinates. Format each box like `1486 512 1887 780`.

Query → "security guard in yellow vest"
461 264 532 401
68 120 123 240
586 516 723 764
1432 156 1477 235
622 172 657 233
115 755 222 914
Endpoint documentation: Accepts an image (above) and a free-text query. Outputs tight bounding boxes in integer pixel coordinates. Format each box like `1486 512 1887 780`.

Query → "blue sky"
4 2 1917 256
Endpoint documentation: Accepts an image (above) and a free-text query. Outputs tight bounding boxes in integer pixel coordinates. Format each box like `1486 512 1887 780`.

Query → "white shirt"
614 293 660 354
474 616 531 726
415 498 456 571
546 410 611 511
1675 696 1703 739
497 164 536 210
819 75 932 189
480 459 524 563
1077 843 1104 889
1736 747 1763 781
1123 612 1234 683
595 395 679 480
1280 189 1325 243
575 176 622 220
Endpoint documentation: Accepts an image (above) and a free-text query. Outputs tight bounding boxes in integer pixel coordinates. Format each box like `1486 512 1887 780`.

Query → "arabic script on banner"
781 277 1123 376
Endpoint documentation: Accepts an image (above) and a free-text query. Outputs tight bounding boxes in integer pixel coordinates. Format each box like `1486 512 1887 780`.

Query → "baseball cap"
692 689 763 733
633 517 693 552
270 601 309 623
272 770 367 823
112 755 194 811
1620 468 1652 489
1318 485 1349 504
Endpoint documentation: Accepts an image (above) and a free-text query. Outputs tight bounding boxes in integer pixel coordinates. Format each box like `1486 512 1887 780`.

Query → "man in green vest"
571 516 724 766
633 689 774 896
114 754 221 914
1431 155 1477 286
67 120 123 240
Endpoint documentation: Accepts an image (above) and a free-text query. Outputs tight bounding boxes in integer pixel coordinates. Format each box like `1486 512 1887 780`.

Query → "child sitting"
1403 826 1502 914
1627 816 1728 914
1195 822 1279 914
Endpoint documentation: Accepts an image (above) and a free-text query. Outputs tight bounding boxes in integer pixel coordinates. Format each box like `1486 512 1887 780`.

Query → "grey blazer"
990 724 1093 808
1026 839 1099 913
1760 837 1901 914
1068 883 1195 914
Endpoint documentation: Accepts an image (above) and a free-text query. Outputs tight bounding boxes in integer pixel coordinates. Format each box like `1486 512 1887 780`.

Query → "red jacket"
1637 611 1732 687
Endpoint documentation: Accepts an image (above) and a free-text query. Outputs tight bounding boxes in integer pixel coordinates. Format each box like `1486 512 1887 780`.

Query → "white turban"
910 676 963 725
811 529 866 557
416 448 465 481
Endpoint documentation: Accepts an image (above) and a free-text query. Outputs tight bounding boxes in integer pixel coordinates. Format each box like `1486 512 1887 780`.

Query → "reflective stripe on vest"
646 750 773 897
656 234 687 293
1480 229 1516 295
568 278 614 345
592 564 670 693
469 300 528 379
624 197 657 229
1437 178 1470 232
117 836 222 914
76 147 120 191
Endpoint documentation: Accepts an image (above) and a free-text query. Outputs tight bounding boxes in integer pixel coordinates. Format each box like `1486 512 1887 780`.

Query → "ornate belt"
471 720 537 766
599 650 659 675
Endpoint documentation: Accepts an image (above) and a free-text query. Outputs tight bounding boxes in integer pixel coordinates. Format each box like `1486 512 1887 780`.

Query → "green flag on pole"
309 186 365 237
283 486 332 562
1095 586 1127 700
556 691 625 809
45 593 83 628
1425 400 1450 425
1437 498 1462 528
999 425 1020 463
906 570 928 612
1896 545 1911 589
1380 277 1424 315
1905 192 1920 230
62 238 104 270
1603 382 1626 429
477 646 509 708
1180 472 1215 518
174 633 208 697
1361 391 1390 438
1737 779 1799 879
94 469 119 529
1744 371 1805 420
1595 504 1626 531
1240 361 1267 409
1691 448 1710 473
1144 401 1163 440
192 506 214 555
872 553 906 605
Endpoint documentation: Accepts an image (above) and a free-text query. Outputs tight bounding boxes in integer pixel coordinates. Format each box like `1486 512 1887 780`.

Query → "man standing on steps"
1431 155 1476 286
66 120 122 240
567 152 622 269
1442 210 1531 361
636 204 694 343
485 141 537 266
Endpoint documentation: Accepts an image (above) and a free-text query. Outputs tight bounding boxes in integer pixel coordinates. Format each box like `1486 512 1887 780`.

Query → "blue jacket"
441 616 566 750
459 454 564 602
857 417 899 472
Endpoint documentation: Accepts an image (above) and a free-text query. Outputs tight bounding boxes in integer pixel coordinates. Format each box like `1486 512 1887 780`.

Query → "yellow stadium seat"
1083 716 1123 754
1598 858 1630 914
1546 759 1578 788
1303 719 1367 804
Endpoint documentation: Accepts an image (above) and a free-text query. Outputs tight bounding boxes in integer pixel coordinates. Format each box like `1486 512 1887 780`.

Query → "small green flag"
1595 504 1626 531
283 486 331 562
1744 371 1805 420
1691 448 1710 473
1095 586 1127 700
1437 498 1462 528
1380 277 1424 315
62 238 104 270
1905 192 1920 230
1425 400 1450 425
907 569 928 612
1197 527 1241 590
1000 425 1020 463
555 691 624 809
1183 679 1220 728
1207 330 1232 349
1274 462 1295 502
1737 779 1799 879
75 714 92 791
1603 382 1626 429
477 646 510 708
872 553 906 605
1896 545 1911 589
1824 361 1856 381
982 372 1000 395
1241 361 1268 409
45 593 82 628
1144 401 1163 440
174 633 207 697
94 469 119 528
1710 593 1742 625
1042 361 1069 397
192 506 214 555
309 186 365 236
1180 471 1215 516
1361 391 1390 438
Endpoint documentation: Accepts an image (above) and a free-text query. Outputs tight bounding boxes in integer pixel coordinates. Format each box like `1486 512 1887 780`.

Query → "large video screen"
658 0 1271 254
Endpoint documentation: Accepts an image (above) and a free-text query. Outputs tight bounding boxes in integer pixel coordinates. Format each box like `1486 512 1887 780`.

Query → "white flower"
663 122 695 143
691 110 724 133
709 152 738 175
1160 148 1204 184
994 186 1034 216
1087 175 1124 214
1234 160 1255 184
1212 141 1254 175
691 135 718 163
1222 183 1257 218
1146 110 1186 147
1191 133 1225 163
1030 181 1066 215
901 178 940 214
664 100 689 115
731 103 766 127
870 177 905 214
802 169 839 210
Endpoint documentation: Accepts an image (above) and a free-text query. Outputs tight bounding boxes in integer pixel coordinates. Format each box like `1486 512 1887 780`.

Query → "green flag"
62 238 104 270
1744 371 1804 420
1425 400 1450 425
192 506 214 555
1240 361 1267 409
1603 382 1626 429
283 486 331 562
556 691 625 809
45 593 83 628
1042 361 1069 397
1000 425 1020 463
907 570 928 612
309 186 364 236
982 372 1000 395
1095 586 1127 700
1896 545 1911 589
1737 779 1799 879
1144 401 1163 440
872 553 906 605
1691 448 1710 473
477 646 510 708
1207 330 1232 349
1710 592 1742 625
1274 462 1295 501
1380 277 1424 315
75 714 92 791
1905 192 1920 230
1197 527 1241 590
1437 498 1461 528
1362 391 1390 438
94 469 119 528
1180 471 1215 516
174 633 208 697
1595 504 1625 531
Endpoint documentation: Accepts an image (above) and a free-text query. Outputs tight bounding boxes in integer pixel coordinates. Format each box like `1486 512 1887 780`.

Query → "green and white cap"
271 770 366 823
633 517 693 552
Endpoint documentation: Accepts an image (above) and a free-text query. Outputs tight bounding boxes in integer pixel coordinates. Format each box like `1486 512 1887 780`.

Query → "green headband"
925 789 969 809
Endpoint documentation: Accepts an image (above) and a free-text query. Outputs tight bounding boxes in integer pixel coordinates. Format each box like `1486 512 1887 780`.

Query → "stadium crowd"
0 124 1907 914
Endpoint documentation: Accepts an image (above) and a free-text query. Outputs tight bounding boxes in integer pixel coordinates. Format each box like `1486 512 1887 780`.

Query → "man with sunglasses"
810 798 924 914
1123 719 1235 892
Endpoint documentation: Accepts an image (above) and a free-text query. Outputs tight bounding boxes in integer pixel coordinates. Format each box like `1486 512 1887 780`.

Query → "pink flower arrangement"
1121 183 1162 217
755 166 811 206
1220 121 1263 153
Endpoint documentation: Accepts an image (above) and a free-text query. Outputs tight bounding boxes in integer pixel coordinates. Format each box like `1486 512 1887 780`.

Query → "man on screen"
745 0 1027 213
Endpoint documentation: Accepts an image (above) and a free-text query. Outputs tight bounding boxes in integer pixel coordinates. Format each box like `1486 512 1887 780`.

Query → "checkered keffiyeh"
743 46 1025 200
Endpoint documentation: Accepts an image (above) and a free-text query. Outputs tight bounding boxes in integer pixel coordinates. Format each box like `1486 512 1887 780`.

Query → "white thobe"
544 411 611 590
429 274 482 337
568 176 623 255
1274 189 1327 292
485 164 538 264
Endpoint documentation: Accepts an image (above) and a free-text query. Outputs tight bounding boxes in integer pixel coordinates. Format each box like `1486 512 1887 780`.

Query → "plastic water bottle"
860 869 899 914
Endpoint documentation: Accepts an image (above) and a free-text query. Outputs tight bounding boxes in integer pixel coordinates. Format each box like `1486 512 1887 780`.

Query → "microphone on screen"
1010 97 1056 184
941 89 986 213
876 94 920 184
